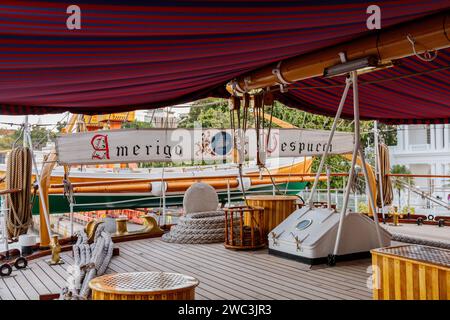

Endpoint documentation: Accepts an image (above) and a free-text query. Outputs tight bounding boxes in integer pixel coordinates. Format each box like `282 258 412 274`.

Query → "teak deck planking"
0 238 372 300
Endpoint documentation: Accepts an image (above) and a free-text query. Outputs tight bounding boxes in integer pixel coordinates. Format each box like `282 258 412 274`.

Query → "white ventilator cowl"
183 182 219 214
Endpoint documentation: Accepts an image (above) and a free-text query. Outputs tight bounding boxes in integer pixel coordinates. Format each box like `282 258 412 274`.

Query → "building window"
426 125 431 145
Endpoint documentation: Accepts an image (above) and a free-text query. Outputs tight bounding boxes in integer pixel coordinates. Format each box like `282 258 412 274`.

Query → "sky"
0 113 69 129
0 107 191 130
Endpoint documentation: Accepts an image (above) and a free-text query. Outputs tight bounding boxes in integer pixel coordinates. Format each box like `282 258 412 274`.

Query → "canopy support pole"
333 72 383 259
24 122 53 247
326 166 331 209
306 77 352 208
1 194 9 256
374 121 386 221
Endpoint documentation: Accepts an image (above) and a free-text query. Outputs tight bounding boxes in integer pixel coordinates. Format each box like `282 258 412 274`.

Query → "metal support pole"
23 115 28 148
227 179 231 207
307 78 352 207
351 72 382 246
334 71 383 255
358 145 383 247
69 202 74 237
335 190 339 208
333 128 359 255
326 166 331 209
25 125 53 240
161 180 166 226
374 121 386 220
1 195 9 256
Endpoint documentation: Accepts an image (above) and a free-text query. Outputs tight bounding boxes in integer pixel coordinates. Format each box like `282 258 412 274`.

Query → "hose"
5 147 33 239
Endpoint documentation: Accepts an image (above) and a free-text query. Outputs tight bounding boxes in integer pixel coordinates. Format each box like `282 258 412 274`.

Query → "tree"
0 126 54 150
390 164 414 210
270 101 397 190
178 98 230 129
121 120 153 129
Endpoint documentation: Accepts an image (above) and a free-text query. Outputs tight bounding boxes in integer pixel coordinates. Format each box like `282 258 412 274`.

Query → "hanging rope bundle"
229 94 249 204
5 147 33 239
253 92 266 168
62 167 75 205
376 143 393 207
60 224 114 300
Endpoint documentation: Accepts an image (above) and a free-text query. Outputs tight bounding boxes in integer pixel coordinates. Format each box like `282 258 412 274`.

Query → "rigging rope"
376 143 394 207
5 147 33 239
406 34 438 62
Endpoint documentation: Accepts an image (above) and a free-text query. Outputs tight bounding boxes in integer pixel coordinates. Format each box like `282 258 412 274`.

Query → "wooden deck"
0 238 373 300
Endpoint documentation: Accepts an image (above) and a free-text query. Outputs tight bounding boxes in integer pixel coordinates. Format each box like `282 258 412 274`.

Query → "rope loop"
272 61 291 92
406 34 438 62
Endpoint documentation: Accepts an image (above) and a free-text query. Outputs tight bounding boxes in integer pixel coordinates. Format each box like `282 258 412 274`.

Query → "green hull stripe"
32 182 307 215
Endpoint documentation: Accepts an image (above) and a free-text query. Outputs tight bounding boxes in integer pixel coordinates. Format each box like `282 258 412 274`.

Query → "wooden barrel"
224 206 265 250
371 245 450 300
245 195 298 237
89 272 199 300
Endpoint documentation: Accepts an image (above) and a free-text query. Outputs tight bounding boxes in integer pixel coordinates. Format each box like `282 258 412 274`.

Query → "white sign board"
55 128 353 165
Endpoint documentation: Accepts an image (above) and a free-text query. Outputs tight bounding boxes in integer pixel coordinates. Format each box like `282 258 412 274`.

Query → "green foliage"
0 133 14 150
271 101 397 189
401 206 415 214
178 98 230 129
358 202 369 214
390 164 414 210
0 126 54 150
121 120 153 129
271 101 396 146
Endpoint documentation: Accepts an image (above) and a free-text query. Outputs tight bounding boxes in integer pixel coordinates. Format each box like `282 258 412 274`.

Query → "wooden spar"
47 175 321 194
45 167 450 195
386 173 450 178
229 11 450 92
39 114 79 247
49 173 343 189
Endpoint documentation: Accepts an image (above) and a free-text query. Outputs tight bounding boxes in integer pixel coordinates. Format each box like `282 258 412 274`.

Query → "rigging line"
20 112 71 151
284 157 297 195
289 66 450 90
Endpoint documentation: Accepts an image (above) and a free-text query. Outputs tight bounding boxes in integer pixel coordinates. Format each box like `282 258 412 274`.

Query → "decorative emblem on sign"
266 131 278 155
90 134 110 160
211 131 232 156
195 131 214 157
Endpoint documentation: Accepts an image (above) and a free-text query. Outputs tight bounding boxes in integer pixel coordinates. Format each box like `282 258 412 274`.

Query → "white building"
143 105 191 128
389 124 450 215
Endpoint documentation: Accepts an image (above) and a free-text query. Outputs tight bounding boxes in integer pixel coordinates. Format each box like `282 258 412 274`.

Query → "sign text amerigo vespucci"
55 128 353 165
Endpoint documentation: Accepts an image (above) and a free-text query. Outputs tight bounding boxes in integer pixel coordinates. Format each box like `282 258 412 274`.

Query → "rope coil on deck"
162 211 241 244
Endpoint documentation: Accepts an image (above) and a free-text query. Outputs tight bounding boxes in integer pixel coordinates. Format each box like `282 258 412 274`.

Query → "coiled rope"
162 211 240 244
376 143 393 207
6 147 33 239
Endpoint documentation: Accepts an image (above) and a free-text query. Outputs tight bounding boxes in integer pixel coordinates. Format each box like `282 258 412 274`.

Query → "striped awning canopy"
0 0 449 123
